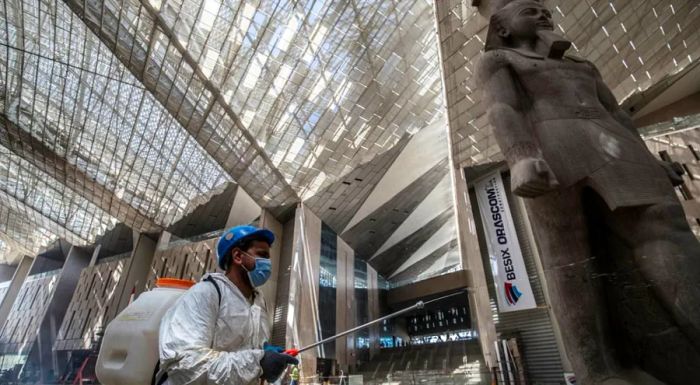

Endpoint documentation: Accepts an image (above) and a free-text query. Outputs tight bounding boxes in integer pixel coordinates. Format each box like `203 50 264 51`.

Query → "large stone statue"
477 1 700 384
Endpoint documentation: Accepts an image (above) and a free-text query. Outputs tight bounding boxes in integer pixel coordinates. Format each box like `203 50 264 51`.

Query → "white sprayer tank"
96 278 195 385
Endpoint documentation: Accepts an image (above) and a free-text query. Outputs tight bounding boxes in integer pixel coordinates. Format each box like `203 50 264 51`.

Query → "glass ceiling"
0 0 695 269
0 0 444 264
136 0 444 196
0 203 56 262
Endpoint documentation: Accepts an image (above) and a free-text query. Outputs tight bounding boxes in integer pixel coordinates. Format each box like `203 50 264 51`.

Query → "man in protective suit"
158 225 298 384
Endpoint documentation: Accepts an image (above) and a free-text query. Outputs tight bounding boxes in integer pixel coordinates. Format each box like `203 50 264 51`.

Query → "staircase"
356 340 489 384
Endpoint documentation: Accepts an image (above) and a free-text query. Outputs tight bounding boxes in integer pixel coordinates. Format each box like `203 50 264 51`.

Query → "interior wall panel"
0 271 60 354
145 238 219 289
53 256 128 351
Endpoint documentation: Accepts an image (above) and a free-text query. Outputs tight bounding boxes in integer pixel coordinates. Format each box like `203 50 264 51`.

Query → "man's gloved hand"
263 342 285 353
260 350 299 383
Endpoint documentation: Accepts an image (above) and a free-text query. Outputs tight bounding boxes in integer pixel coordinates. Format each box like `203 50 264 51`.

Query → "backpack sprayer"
283 289 468 356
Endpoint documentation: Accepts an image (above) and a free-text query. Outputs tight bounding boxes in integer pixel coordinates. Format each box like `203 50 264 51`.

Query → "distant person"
290 365 300 385
157 225 297 384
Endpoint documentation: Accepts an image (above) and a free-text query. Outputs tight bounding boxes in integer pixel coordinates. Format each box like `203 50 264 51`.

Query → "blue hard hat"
216 225 275 270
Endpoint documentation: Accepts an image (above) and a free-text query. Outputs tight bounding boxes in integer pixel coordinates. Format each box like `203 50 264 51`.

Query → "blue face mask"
241 252 272 287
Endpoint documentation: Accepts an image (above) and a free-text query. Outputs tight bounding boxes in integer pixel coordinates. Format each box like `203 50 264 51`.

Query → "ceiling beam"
0 114 161 233
0 203 57 261
61 0 299 214
387 269 471 306
0 230 35 260
0 190 89 247
622 60 700 117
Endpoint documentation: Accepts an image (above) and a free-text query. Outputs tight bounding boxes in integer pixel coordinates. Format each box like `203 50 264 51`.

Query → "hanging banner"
475 172 536 312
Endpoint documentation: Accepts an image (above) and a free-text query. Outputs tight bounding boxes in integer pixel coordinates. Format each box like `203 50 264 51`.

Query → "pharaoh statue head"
485 0 571 58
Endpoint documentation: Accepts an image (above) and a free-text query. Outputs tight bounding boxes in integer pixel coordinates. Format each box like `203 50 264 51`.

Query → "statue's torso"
510 54 605 119
496 49 672 208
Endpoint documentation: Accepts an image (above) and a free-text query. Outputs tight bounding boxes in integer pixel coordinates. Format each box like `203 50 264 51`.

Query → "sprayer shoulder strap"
152 277 222 385
203 276 222 307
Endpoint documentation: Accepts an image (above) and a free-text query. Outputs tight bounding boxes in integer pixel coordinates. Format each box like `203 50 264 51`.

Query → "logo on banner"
564 373 576 385
504 282 522 305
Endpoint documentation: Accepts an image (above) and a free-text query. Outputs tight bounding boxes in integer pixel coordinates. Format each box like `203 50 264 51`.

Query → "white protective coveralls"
159 272 270 385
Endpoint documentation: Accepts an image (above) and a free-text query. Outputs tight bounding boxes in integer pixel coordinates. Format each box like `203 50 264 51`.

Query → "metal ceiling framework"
60 0 443 200
0 0 232 263
0 0 444 264
1 0 694 277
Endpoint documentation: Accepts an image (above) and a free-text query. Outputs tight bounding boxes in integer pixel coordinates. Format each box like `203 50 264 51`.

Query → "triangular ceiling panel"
167 183 239 239
370 209 452 277
343 119 448 232
341 158 448 259
303 135 410 233
390 240 459 284
390 219 456 278
372 174 453 258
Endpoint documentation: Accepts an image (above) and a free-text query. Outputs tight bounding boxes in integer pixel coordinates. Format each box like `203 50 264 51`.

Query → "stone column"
451 165 498 368
111 232 157 318
156 230 172 250
0 255 32 330
335 237 356 371
283 209 303 350
0 264 17 283
291 205 321 380
366 266 381 359
259 209 283 324
514 197 574 372
36 246 91 383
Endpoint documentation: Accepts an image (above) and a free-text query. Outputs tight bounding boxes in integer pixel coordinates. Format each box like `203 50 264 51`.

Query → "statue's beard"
535 29 572 58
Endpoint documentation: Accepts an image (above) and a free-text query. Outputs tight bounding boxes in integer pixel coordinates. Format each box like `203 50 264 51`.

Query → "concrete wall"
0 256 32 330
113 234 157 315
259 209 283 325
145 237 219 289
34 246 92 382
54 255 129 351
270 216 299 348
28 256 63 276
226 186 262 228
0 270 61 354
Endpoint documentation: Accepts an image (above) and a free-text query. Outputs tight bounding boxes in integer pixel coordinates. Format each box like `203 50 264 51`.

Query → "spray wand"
283 289 468 356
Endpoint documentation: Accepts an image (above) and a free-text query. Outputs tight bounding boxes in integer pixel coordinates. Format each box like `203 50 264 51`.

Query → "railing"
296 374 353 384
640 112 700 139
293 371 488 385
363 370 488 385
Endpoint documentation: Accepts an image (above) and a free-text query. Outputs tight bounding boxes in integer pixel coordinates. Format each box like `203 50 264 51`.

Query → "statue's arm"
591 62 683 185
478 52 538 164
591 63 643 141
478 51 559 197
